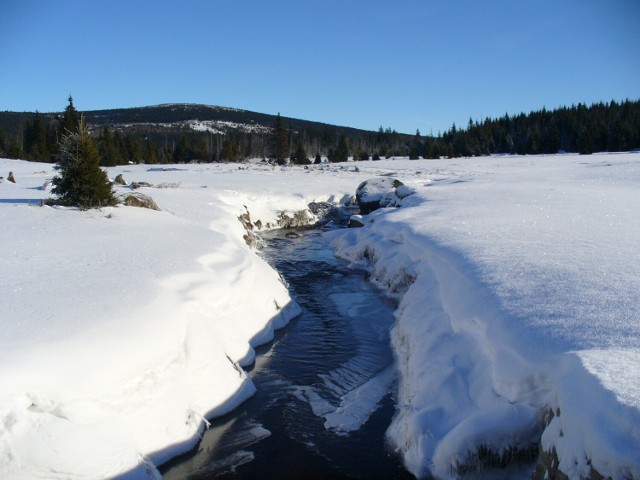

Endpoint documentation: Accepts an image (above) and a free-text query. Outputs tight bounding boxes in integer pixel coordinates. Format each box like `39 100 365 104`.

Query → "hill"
1 99 639 164
0 103 409 164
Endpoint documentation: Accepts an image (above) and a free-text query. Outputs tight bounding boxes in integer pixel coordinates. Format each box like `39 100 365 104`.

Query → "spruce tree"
273 113 288 165
98 125 120 166
409 129 422 159
145 138 158 164
63 95 80 134
52 116 116 209
332 134 349 162
291 143 310 165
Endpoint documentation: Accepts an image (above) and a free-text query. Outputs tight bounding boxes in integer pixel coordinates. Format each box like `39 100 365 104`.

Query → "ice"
323 364 396 433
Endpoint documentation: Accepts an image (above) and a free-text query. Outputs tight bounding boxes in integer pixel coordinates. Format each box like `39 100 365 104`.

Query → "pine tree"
409 129 422 159
222 136 238 161
173 136 191 162
52 116 116 209
98 125 121 166
273 113 288 165
0 126 6 157
291 143 310 165
332 134 349 162
63 96 80 134
145 138 158 164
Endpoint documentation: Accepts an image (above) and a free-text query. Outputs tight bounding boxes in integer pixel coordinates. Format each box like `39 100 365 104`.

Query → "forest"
1 98 638 165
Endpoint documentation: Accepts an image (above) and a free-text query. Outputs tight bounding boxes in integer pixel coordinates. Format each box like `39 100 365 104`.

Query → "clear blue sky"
1 0 639 134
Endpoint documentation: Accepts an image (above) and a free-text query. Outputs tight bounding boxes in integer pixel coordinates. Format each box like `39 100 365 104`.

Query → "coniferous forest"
1 98 638 165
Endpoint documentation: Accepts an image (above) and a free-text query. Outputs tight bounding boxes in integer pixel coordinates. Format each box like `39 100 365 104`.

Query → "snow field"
2 154 639 479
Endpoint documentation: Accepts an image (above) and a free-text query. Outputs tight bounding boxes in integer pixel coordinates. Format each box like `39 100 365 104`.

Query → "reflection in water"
161 229 412 479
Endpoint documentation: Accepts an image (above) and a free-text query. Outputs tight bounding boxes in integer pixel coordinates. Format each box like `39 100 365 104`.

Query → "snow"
1 153 639 479
330 153 640 478
187 119 272 135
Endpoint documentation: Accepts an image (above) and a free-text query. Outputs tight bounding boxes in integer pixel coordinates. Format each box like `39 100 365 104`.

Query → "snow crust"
1 154 639 479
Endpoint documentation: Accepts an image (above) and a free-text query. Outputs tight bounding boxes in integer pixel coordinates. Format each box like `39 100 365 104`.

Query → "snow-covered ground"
331 154 640 479
1 153 639 479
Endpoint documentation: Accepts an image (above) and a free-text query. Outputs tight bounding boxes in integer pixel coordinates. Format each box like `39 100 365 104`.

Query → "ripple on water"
161 229 411 479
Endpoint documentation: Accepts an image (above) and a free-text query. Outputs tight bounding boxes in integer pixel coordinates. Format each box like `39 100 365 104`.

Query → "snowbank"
0 159 363 479
331 153 640 478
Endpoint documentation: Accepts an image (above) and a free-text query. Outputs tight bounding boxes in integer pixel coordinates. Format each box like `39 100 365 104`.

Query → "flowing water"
161 229 411 479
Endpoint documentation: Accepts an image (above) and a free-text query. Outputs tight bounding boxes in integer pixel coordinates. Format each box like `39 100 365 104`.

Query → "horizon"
1 0 639 135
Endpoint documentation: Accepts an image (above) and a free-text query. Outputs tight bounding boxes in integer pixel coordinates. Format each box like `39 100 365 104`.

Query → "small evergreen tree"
332 134 349 162
291 143 310 165
52 116 116 209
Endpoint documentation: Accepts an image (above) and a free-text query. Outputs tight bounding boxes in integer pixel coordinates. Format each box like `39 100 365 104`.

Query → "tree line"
422 99 640 158
1 98 638 165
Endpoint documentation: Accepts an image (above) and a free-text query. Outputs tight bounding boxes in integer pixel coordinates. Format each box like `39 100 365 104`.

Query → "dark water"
161 229 412 479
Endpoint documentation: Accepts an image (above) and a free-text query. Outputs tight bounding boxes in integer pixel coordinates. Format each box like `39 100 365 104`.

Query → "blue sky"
1 0 639 134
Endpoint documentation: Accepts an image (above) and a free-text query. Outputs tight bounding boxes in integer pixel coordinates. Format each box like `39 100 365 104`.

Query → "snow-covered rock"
355 176 410 214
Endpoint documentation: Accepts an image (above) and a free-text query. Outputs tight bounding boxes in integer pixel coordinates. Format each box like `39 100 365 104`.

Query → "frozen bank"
332 153 640 479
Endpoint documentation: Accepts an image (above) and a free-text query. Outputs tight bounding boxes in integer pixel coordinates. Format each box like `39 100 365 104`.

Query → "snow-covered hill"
1 154 639 479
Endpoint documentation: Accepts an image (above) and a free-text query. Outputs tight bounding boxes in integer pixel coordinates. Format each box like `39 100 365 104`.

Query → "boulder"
114 173 127 185
130 181 153 189
118 192 160 211
7 171 16 183
348 215 365 228
355 177 410 214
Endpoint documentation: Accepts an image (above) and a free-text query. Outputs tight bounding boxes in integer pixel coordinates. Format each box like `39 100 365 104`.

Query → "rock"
118 192 160 211
114 173 127 185
308 201 335 218
7 172 16 183
277 209 316 228
130 181 153 189
355 177 409 214
348 215 365 228
238 210 266 249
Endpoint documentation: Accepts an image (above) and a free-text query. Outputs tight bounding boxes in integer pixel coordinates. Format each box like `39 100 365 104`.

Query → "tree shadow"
0 198 43 205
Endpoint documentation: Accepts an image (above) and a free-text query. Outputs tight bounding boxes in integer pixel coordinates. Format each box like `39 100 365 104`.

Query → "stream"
161 228 411 479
